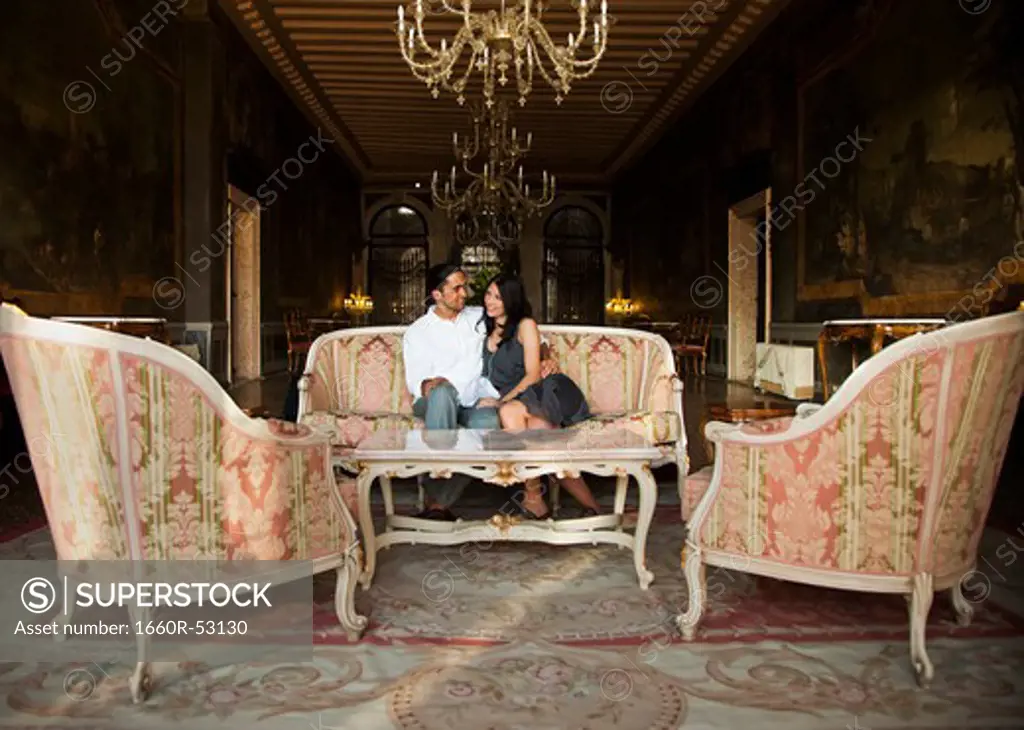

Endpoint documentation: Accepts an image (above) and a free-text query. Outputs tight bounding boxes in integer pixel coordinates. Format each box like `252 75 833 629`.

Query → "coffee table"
346 427 662 590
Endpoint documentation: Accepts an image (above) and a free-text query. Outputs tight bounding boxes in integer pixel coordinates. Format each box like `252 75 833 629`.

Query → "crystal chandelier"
431 99 555 219
397 0 609 106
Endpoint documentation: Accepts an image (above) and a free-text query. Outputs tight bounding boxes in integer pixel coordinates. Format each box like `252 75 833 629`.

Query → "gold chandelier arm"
522 34 565 95
528 16 607 74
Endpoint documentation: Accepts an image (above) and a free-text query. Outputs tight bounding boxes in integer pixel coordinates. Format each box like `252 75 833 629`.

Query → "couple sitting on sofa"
402 263 600 521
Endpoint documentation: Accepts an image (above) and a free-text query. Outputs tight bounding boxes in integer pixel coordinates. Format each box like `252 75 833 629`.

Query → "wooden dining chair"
284 309 312 373
674 313 712 375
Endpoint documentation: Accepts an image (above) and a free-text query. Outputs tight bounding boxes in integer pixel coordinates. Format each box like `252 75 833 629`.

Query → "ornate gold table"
345 427 661 591
817 319 947 398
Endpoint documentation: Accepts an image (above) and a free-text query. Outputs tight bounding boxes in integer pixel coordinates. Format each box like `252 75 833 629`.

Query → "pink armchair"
677 311 1024 687
0 304 366 703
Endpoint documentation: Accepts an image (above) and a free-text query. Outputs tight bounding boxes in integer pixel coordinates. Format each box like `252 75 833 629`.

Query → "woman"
476 274 601 519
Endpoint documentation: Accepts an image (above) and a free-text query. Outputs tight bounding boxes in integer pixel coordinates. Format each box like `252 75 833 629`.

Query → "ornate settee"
296 325 687 511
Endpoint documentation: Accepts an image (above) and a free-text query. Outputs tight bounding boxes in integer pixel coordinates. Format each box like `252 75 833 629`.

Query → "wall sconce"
343 291 374 320
605 296 638 317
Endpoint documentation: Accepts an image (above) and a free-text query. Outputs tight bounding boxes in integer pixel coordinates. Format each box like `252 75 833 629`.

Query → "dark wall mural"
798 0 1023 311
0 0 179 314
615 0 1023 322
0 0 360 319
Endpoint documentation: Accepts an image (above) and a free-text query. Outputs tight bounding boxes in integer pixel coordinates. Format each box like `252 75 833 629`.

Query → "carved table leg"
357 469 377 589
870 324 886 355
381 475 394 536
816 330 830 400
614 472 628 534
631 465 657 590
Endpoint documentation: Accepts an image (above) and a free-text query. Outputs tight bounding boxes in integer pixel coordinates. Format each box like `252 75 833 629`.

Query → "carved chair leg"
127 605 152 703
950 570 976 627
676 540 706 641
908 572 935 688
336 546 368 641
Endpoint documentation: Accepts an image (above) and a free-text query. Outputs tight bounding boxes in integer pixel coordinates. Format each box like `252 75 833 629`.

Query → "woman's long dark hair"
480 273 533 343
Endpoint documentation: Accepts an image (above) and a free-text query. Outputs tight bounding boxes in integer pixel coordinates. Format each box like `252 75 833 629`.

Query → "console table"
817 319 947 398
346 427 662 591
50 316 170 344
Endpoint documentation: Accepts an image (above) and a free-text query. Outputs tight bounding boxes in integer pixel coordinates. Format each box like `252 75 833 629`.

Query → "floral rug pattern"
3 525 1024 729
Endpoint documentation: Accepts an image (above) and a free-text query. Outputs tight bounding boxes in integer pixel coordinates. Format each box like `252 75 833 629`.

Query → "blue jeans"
412 382 499 508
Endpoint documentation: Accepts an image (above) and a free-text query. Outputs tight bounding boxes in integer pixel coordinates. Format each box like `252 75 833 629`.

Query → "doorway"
226 185 261 385
726 189 772 383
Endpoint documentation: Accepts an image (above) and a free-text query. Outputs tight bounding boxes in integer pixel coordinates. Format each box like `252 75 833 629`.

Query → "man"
403 263 553 520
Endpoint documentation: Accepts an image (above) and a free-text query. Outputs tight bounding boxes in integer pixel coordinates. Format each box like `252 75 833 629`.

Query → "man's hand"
540 355 559 378
421 377 450 397
476 397 501 408
539 343 559 378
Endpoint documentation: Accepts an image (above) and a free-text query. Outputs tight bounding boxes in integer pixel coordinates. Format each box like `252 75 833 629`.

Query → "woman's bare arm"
500 318 542 403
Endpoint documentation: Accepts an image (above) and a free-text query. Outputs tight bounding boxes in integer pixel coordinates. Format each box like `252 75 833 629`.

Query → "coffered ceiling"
218 0 789 185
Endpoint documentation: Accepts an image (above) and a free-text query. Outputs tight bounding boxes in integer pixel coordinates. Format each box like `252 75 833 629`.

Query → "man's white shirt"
402 305 500 407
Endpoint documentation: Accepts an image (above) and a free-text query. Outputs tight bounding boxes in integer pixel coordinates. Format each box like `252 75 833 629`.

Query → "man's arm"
402 327 432 398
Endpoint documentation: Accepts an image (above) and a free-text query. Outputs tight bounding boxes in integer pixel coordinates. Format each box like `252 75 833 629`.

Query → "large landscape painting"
798 0 1023 311
0 0 178 312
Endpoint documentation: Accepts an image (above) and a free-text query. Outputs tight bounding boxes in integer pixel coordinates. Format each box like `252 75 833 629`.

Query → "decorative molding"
219 0 369 177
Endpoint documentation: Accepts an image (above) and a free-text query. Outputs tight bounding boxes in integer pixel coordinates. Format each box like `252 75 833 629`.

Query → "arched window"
368 205 428 324
455 211 517 294
543 206 604 323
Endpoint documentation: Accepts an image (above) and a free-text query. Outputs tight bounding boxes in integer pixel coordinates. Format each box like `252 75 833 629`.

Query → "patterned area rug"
5 515 1022 650
309 515 1023 646
4 520 1024 729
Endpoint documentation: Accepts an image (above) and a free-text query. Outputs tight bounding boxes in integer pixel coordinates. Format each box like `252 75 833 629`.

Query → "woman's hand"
476 397 501 408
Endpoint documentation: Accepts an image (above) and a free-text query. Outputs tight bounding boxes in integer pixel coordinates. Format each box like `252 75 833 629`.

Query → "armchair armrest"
170 408 353 563
796 402 823 419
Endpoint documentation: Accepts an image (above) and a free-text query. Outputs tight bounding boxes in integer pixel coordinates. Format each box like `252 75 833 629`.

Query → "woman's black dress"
482 325 590 427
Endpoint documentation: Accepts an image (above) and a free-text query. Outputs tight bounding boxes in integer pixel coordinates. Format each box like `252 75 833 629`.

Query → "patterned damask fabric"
306 334 414 415
930 332 1024 576
0 334 350 563
0 338 128 560
570 410 680 446
302 327 679 427
691 329 1024 578
121 354 347 561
